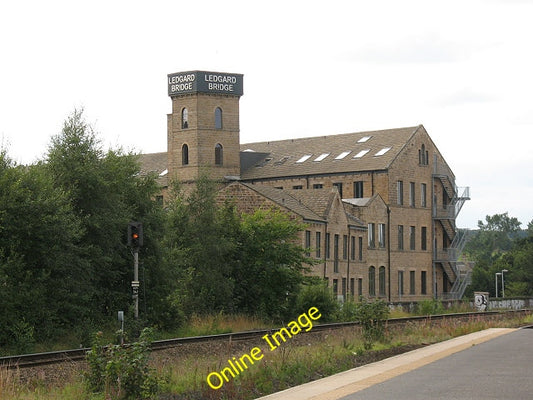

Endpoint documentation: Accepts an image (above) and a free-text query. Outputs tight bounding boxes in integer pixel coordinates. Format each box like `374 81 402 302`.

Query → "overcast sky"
1 0 532 229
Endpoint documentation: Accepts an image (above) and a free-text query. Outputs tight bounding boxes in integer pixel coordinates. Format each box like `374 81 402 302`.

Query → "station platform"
256 328 521 400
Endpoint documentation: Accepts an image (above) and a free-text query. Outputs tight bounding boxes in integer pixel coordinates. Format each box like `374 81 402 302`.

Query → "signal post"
128 222 143 319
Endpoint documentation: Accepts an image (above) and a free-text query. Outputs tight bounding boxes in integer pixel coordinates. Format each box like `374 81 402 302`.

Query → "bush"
353 298 390 350
8 319 35 354
337 300 359 322
417 299 445 316
295 280 339 322
85 328 161 399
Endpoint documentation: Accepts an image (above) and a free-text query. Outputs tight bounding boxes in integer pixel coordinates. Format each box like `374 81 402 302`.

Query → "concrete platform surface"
255 328 517 400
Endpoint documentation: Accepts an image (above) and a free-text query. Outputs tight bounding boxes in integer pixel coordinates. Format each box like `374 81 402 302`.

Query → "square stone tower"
167 71 243 184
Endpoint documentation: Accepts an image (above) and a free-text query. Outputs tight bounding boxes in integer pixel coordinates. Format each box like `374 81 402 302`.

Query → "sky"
1 0 532 229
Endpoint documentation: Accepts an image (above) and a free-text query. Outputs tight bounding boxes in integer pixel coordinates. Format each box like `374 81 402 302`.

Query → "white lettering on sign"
208 82 234 92
170 82 193 92
204 74 236 92
168 74 196 94
168 74 196 84
204 74 237 84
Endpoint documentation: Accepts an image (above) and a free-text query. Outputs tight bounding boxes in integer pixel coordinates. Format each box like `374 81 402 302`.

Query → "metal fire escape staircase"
433 157 471 299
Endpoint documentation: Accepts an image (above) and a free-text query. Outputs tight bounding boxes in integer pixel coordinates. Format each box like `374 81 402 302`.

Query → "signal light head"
128 222 143 248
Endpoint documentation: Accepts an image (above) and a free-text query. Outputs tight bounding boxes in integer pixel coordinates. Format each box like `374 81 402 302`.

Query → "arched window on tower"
215 143 223 165
181 108 188 129
215 107 223 130
182 144 189 165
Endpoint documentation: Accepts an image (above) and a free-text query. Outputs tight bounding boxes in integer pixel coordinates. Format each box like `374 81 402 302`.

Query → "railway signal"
127 222 143 319
127 222 143 249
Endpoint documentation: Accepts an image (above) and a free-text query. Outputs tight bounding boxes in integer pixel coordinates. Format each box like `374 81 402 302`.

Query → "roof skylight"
335 151 351 160
374 147 392 156
314 153 330 162
296 154 312 163
358 135 372 143
353 149 370 159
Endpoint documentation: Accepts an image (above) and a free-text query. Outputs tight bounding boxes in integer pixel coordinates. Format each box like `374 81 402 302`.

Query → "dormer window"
181 108 189 129
215 107 223 129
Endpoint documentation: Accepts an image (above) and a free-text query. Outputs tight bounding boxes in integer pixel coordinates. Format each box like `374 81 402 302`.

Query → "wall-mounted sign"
474 291 489 311
168 71 243 97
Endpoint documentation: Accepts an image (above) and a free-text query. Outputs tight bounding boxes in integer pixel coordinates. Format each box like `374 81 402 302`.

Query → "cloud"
346 33 478 65
434 88 497 107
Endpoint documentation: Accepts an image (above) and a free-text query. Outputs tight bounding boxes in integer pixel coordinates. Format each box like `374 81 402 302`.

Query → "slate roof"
138 152 168 186
240 183 366 229
240 125 423 180
138 125 425 186
240 183 326 223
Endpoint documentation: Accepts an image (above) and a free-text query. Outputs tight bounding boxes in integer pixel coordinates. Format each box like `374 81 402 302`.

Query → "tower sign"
168 70 243 97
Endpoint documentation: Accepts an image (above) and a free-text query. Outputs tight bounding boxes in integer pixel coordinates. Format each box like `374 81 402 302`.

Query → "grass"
1 313 269 357
1 311 531 400
0 368 84 400
171 313 270 338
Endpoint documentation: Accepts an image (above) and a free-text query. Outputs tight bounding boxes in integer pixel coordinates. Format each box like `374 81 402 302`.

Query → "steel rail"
1 309 529 369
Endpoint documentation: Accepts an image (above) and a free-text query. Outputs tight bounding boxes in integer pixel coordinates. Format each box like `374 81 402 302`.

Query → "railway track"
1 309 529 369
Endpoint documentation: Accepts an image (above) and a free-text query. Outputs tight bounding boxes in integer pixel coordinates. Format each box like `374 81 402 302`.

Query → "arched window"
368 266 376 296
215 107 223 130
379 266 386 296
181 108 188 129
215 143 223 165
182 144 189 165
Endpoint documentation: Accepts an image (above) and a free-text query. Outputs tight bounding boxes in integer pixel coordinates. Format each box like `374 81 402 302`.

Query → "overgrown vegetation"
350 298 390 349
416 298 445 316
85 328 161 399
164 177 314 323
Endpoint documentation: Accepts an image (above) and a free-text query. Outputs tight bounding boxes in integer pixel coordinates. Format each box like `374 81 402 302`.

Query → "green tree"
492 236 533 297
164 176 239 319
234 208 314 320
465 212 522 265
465 213 531 298
46 109 166 330
163 177 314 321
0 151 86 345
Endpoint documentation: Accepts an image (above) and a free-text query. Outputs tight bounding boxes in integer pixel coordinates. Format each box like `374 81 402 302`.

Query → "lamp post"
495 272 501 298
501 269 508 298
